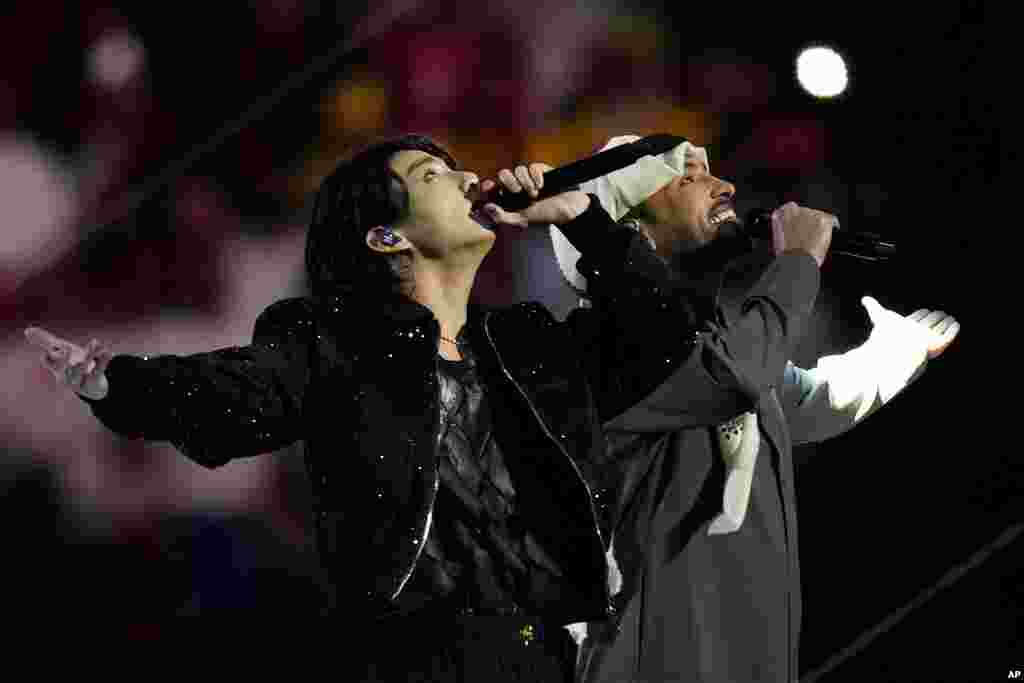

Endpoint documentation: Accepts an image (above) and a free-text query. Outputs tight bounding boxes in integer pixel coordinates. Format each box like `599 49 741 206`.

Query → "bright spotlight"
796 45 849 99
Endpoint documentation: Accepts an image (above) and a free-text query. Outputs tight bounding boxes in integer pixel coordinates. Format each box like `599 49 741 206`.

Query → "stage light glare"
796 46 848 98
0 136 78 283
87 31 146 89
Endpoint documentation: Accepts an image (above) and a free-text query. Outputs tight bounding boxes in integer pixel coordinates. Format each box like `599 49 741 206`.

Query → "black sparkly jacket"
83 197 819 621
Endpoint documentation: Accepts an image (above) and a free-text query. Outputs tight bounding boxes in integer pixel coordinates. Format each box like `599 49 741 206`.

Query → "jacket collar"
318 289 501 331
320 289 432 323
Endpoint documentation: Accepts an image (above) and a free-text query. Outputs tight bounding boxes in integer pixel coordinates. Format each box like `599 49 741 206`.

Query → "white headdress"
549 134 709 297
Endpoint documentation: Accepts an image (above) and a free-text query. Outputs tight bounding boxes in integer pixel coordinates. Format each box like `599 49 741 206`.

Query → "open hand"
480 163 591 228
862 297 960 360
24 327 113 399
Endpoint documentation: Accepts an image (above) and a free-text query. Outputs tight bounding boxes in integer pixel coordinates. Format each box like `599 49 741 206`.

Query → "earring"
378 228 400 246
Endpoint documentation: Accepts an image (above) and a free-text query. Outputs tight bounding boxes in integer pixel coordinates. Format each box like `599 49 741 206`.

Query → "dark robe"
581 245 847 683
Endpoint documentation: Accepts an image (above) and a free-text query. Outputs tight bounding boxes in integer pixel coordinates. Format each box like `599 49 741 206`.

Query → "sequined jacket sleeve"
80 297 314 468
556 195 820 430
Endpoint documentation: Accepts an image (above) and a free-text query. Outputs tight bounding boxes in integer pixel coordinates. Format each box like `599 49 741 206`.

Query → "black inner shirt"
393 351 567 617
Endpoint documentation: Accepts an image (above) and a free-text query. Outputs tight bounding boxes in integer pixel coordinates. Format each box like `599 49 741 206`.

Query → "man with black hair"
27 134 826 681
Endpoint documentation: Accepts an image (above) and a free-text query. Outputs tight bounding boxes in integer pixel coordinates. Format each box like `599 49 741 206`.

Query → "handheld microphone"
471 134 689 213
740 209 896 262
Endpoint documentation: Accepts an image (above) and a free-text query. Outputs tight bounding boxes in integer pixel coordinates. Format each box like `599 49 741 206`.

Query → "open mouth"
708 206 737 227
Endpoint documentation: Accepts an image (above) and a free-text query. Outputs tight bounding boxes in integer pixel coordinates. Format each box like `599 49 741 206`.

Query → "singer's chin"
678 223 757 271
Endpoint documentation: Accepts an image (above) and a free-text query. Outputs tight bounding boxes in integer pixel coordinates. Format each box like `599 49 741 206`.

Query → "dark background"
1 0 1010 677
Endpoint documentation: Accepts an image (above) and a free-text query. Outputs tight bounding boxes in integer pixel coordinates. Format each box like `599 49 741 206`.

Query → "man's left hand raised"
862 296 961 360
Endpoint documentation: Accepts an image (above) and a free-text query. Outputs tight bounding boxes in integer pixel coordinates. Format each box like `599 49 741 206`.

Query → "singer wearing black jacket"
558 135 960 683
27 135 827 682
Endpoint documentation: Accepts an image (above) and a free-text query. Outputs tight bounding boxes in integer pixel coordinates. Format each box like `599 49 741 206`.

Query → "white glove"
812 297 961 418
862 296 960 360
861 296 960 402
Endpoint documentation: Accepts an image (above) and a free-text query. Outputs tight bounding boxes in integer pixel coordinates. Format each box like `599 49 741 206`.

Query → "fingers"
919 310 947 328
26 326 83 379
497 163 549 198
514 166 536 197
528 163 545 192
35 334 112 390
63 340 103 391
772 202 799 220
25 326 66 353
865 301 960 360
926 319 960 359
41 348 67 376
815 209 840 230
929 316 959 353
482 203 527 228
894 307 960 359
497 168 522 194
496 168 521 193
64 360 85 389
861 296 888 322
774 203 836 228
861 295 880 311
934 315 958 336
905 309 958 335
81 339 103 375
94 346 115 375
907 309 930 323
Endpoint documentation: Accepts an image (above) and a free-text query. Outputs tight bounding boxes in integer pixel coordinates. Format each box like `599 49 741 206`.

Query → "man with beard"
555 135 960 682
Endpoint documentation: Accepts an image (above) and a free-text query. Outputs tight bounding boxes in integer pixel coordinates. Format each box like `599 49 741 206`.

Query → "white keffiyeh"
549 134 709 299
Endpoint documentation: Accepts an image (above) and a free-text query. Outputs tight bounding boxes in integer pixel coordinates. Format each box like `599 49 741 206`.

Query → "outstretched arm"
782 297 960 445
562 204 824 431
25 297 316 468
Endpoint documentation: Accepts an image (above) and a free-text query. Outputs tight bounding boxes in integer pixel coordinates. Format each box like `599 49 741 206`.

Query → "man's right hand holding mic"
769 201 837 268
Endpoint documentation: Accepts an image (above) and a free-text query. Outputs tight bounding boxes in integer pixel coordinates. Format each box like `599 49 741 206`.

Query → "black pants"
352 613 576 682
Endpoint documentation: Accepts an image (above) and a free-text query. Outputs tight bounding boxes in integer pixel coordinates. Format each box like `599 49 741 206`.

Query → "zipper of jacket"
483 311 611 606
390 350 443 601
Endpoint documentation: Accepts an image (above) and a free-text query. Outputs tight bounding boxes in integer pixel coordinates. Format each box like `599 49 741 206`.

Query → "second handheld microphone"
740 209 896 262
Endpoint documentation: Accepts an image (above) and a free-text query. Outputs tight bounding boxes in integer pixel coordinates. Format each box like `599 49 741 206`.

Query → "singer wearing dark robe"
26 135 834 682
555 135 960 683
